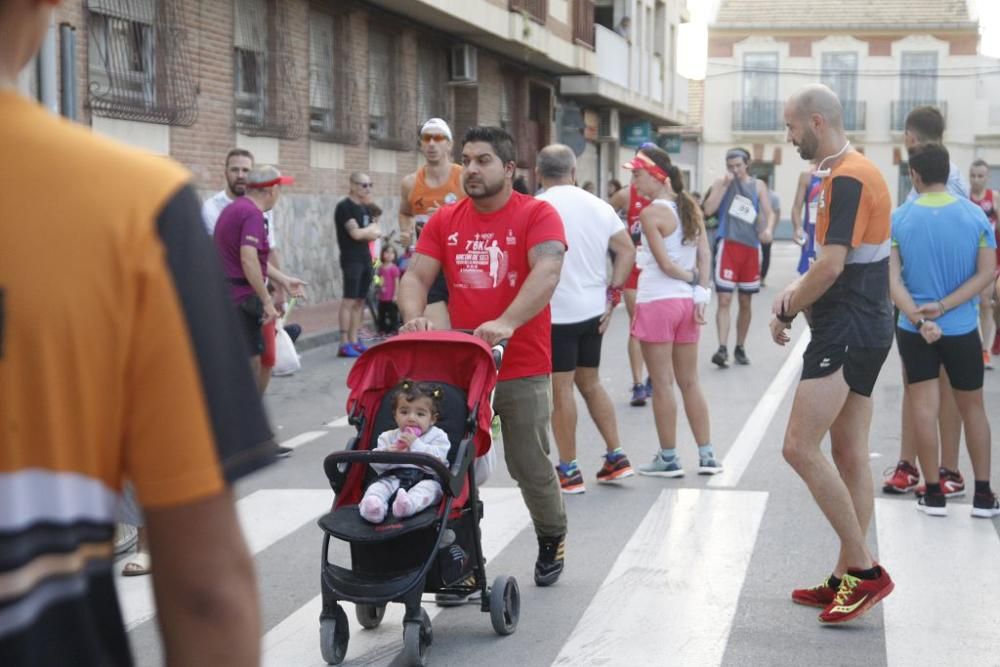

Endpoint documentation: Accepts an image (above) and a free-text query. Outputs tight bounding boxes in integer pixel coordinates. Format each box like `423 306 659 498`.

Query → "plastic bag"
272 319 301 376
474 442 497 484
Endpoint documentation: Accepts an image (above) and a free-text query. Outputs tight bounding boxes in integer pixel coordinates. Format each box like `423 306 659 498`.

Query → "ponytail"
669 165 701 244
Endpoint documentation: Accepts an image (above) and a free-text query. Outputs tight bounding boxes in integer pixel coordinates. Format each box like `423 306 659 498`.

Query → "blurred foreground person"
0 1 276 664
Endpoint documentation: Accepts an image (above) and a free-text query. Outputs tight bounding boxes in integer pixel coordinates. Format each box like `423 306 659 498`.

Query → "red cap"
247 175 294 189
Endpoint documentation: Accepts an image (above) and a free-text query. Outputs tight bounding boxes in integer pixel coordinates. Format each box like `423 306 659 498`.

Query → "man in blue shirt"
890 143 998 518
883 105 970 498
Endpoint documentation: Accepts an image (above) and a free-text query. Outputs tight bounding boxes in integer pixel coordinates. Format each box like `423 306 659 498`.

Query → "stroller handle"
451 329 507 371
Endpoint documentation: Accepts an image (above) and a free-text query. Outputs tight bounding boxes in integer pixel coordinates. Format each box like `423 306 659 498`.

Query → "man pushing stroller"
399 126 568 587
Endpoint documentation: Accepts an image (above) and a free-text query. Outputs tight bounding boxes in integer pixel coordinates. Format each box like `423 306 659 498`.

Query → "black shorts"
800 338 889 397
236 298 264 357
551 315 604 373
896 327 984 391
342 260 373 300
428 272 449 305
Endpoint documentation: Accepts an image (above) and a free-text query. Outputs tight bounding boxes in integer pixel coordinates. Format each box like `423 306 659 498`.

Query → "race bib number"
728 195 757 224
808 201 819 225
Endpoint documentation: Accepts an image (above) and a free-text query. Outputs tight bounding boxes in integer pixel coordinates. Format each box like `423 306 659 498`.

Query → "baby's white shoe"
359 495 386 523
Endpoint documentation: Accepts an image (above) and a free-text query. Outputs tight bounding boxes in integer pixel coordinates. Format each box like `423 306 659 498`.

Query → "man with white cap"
399 118 466 329
214 165 306 396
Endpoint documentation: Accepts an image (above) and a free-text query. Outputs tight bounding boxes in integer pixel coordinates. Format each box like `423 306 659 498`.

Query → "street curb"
295 330 340 353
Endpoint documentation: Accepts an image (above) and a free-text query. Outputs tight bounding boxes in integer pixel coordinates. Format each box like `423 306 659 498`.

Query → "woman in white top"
623 147 719 477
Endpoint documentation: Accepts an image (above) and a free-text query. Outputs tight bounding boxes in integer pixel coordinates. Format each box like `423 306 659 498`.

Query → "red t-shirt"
971 189 1000 263
417 191 567 381
627 182 652 246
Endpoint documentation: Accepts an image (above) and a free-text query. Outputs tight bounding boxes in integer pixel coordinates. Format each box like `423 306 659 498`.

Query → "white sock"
359 495 386 523
392 488 416 518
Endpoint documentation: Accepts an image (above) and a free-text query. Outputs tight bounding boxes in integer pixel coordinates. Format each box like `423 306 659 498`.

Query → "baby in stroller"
359 379 451 523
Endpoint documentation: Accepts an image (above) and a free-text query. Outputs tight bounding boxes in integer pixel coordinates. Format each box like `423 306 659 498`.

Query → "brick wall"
48 0 553 302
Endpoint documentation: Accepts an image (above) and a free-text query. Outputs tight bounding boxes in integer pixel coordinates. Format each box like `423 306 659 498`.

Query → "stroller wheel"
355 603 386 629
319 604 349 665
489 575 520 636
401 608 432 666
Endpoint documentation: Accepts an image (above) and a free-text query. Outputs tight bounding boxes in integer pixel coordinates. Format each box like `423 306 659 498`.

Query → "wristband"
606 286 623 307
693 285 711 305
915 318 928 329
938 301 947 314
776 306 795 324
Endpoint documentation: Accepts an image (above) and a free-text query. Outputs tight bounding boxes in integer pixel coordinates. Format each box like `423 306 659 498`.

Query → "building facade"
703 0 1000 230
18 0 690 302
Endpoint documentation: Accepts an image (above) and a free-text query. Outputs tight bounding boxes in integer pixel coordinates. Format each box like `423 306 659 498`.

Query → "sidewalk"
284 299 342 352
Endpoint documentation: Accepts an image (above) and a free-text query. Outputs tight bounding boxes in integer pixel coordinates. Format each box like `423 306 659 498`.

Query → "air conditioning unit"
597 108 619 141
450 44 478 83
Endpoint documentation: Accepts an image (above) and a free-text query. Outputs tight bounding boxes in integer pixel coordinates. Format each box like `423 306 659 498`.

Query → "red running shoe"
882 460 920 494
819 567 894 624
916 467 966 498
791 576 838 608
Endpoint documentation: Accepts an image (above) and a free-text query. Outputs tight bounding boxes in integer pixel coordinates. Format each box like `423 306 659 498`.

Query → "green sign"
657 134 682 154
621 120 652 148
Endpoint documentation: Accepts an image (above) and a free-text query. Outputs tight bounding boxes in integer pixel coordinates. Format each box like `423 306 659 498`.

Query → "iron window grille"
416 44 449 128
308 8 363 144
233 0 303 139
86 0 197 126
368 26 415 151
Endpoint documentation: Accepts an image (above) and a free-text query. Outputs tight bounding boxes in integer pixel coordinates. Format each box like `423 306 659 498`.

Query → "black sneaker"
275 445 293 458
534 534 565 587
734 346 750 365
917 492 947 517
711 346 728 368
972 492 1000 519
434 575 483 606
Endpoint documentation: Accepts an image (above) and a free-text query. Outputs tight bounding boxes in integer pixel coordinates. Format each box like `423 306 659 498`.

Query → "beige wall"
703 30 1000 211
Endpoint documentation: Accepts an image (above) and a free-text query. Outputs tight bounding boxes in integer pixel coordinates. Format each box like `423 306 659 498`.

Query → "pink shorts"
630 298 700 344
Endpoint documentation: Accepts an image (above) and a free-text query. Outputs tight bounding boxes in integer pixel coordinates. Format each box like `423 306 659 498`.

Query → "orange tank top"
410 164 465 225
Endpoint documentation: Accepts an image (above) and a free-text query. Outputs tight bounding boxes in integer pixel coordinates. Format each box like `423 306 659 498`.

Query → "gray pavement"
123 242 1000 667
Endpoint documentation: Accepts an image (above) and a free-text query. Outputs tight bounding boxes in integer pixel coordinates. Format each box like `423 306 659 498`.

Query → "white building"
559 0 692 195
703 0 1000 226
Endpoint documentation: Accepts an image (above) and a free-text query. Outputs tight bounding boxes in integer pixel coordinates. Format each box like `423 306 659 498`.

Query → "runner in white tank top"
636 198 698 303
621 147 720 479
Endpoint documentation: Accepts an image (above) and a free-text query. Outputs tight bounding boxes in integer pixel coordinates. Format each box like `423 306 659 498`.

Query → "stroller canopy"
345 331 499 457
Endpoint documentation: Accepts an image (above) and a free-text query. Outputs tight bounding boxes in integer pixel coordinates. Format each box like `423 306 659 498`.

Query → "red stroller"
317 331 520 666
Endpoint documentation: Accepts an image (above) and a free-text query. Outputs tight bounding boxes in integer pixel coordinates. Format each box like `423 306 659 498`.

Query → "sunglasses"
421 134 448 143
352 182 372 188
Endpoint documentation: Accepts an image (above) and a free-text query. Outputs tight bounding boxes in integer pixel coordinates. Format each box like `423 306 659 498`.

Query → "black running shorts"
896 327 984 391
551 315 604 373
800 337 889 397
428 272 449 305
342 260 373 300
236 299 264 357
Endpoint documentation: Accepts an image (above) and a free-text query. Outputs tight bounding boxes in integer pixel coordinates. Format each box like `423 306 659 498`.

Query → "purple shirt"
213 196 269 304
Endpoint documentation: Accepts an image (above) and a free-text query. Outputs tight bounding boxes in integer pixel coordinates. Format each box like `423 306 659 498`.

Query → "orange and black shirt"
813 151 894 348
0 91 274 665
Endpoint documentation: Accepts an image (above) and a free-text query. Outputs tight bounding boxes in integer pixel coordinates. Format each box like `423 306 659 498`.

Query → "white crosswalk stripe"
261 487 532 666
876 499 1000 665
121 457 1000 666
116 489 331 630
552 489 768 666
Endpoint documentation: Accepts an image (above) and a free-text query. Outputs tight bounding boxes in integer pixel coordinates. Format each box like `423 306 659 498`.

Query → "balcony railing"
891 100 947 132
572 0 595 49
732 100 783 132
842 100 866 132
510 0 548 24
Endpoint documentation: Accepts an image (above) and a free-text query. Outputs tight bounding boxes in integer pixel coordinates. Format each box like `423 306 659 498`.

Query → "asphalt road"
123 242 1000 667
